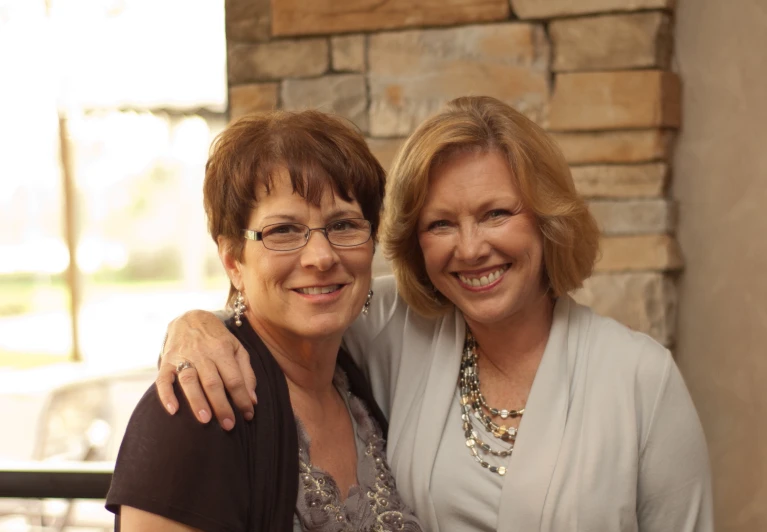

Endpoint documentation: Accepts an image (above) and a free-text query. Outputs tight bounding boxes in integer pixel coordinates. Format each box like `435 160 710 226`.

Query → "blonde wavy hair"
381 96 600 318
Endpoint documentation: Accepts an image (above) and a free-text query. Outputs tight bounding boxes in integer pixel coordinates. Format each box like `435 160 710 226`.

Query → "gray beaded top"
293 369 423 532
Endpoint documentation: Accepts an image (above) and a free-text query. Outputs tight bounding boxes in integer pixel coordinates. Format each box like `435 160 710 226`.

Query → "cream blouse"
340 275 713 532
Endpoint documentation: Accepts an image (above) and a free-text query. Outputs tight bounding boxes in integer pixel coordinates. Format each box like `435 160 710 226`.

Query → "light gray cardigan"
342 275 713 532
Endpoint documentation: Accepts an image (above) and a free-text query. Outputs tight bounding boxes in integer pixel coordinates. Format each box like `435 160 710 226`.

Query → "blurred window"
0 0 229 370
0 0 229 526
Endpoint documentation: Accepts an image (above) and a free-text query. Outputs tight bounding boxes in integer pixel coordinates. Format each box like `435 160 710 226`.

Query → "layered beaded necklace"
458 329 525 476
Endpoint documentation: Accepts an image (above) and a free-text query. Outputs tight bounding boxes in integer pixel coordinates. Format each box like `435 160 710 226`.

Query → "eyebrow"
422 196 522 217
259 209 363 224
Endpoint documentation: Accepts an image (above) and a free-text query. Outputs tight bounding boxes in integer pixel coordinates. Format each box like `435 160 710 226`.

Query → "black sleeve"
106 382 250 532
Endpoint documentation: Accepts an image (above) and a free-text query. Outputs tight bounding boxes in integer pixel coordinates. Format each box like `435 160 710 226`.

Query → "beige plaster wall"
672 0 767 530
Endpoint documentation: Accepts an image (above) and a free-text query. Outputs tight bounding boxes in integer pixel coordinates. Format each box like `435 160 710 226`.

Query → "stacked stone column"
225 0 681 346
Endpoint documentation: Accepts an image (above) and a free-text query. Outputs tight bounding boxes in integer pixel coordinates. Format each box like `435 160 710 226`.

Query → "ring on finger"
176 360 195 374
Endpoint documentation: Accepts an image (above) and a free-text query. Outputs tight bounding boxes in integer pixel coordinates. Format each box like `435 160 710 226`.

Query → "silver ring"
176 360 194 374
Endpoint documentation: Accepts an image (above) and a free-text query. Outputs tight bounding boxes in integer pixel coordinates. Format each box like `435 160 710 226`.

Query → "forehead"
425 150 520 204
252 168 361 218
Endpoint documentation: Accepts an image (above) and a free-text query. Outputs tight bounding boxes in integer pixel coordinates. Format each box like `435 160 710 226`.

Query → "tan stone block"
228 39 329 84
366 138 405 172
511 0 674 19
589 199 676 235
229 83 279 120
282 74 369 133
225 0 270 42
549 71 681 131
369 23 550 137
271 0 509 36
552 130 674 164
596 234 683 272
572 163 668 197
332 35 366 72
572 272 676 345
551 12 672 72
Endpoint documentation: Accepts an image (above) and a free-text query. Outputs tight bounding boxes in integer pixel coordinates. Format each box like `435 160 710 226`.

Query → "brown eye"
427 220 450 231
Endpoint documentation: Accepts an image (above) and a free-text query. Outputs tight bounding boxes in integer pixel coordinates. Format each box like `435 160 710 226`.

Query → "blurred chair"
0 365 156 531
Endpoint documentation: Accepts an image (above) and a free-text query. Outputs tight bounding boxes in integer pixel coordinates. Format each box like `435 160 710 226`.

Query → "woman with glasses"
156 97 712 531
105 110 423 531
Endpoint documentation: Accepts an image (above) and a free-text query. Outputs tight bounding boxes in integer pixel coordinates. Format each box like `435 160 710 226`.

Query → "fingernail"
250 390 258 404
222 418 235 431
199 409 211 423
244 410 254 421
166 403 177 415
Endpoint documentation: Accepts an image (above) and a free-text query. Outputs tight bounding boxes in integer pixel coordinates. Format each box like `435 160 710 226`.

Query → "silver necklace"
458 329 524 476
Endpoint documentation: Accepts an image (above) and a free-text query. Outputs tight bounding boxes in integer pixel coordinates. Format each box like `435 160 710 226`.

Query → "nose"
454 223 490 264
300 229 339 271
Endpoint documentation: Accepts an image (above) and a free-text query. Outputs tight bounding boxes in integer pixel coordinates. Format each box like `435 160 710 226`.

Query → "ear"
218 236 243 291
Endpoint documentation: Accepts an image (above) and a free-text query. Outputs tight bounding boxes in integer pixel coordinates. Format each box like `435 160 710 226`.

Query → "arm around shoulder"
636 353 714 532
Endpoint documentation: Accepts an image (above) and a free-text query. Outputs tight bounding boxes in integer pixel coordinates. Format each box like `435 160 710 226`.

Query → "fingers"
211 342 254 422
195 357 237 430
176 364 214 425
156 363 179 415
234 341 258 406
157 310 251 431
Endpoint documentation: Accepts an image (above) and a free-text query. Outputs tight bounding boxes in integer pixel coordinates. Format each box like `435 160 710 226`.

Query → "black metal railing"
0 461 113 499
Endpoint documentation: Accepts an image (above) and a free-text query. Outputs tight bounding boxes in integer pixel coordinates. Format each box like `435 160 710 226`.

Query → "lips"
294 284 343 295
456 265 508 287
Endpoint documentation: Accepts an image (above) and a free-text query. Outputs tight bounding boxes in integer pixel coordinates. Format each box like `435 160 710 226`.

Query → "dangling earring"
362 289 373 315
234 291 246 327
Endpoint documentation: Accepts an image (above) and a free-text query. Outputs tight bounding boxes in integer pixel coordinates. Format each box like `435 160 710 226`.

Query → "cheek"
242 255 288 291
417 235 441 274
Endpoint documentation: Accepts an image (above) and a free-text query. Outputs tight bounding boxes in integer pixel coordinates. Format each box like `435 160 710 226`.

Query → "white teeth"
457 266 507 287
297 285 341 295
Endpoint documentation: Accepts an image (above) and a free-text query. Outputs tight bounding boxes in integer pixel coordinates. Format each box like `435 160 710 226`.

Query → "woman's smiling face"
417 149 547 328
225 167 373 342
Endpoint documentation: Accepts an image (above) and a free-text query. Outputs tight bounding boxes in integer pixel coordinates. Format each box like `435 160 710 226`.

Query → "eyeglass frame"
243 218 374 251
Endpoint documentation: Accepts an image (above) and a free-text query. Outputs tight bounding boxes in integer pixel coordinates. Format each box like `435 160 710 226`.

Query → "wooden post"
58 113 82 362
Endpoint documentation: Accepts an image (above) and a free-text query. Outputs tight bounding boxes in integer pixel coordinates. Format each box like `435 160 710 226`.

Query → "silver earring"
234 291 246 327
362 289 373 315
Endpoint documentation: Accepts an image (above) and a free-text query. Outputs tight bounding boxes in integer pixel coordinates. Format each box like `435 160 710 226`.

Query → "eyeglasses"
243 218 373 251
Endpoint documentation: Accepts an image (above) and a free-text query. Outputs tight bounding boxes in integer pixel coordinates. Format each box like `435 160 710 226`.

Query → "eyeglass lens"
260 219 370 250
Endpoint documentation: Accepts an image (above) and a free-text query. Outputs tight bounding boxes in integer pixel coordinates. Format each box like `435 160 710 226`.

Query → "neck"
466 292 555 374
246 314 341 399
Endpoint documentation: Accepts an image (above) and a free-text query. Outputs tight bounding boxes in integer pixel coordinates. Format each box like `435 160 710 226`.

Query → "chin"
459 299 520 326
291 316 350 340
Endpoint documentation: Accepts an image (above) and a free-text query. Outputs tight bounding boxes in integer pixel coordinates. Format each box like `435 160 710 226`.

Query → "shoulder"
107 382 251 531
566 299 676 426
570 298 671 377
344 275 409 348
114 382 252 478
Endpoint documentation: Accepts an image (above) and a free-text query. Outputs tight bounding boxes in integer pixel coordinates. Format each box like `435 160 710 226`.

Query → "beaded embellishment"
295 370 422 531
458 329 524 476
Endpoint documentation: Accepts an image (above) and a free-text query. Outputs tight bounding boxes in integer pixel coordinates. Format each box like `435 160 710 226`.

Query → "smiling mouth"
294 284 344 295
455 265 509 287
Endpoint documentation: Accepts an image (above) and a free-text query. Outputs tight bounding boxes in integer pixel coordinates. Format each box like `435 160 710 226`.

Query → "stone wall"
225 0 681 346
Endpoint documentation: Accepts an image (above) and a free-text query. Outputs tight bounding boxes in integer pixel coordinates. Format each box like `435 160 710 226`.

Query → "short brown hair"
204 110 386 306
381 96 600 317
